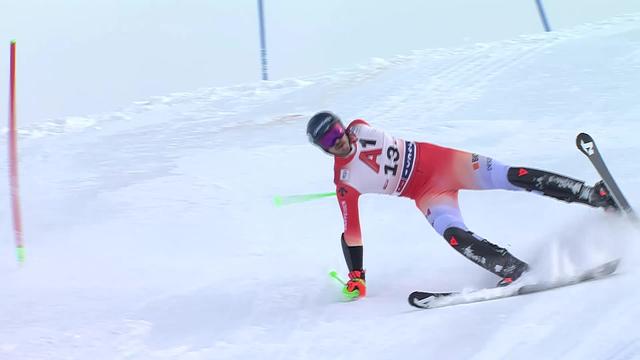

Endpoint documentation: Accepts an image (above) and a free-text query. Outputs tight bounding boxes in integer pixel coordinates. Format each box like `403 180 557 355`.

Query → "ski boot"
443 227 530 287
496 262 529 287
508 168 618 211
588 180 618 210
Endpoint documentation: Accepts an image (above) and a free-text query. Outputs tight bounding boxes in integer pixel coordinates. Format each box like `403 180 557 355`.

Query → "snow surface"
2 13 640 360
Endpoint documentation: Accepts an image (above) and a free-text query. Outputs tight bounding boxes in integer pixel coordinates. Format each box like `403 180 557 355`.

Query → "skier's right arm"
337 184 366 298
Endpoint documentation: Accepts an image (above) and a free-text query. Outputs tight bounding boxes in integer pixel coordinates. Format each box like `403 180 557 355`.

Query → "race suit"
334 119 520 247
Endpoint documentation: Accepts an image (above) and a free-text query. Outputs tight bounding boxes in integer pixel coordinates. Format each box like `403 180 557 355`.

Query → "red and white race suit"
334 120 520 246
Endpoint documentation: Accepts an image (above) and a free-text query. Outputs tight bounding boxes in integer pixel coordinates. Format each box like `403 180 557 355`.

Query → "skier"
306 111 617 299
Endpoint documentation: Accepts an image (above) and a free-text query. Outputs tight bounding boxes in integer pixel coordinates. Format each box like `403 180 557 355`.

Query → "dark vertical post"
535 0 552 32
257 0 269 80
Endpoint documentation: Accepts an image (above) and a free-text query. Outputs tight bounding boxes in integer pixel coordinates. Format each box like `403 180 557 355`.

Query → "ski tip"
576 132 593 143
408 292 423 308
603 258 621 273
576 132 596 156
408 291 452 309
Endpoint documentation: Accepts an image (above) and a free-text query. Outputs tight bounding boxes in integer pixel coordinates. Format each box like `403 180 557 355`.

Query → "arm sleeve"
336 183 362 246
348 119 370 128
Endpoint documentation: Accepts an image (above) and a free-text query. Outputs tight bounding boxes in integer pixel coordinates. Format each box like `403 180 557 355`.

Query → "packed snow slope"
1 14 640 360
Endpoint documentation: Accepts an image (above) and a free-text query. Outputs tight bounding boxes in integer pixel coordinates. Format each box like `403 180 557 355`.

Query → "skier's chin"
333 144 351 157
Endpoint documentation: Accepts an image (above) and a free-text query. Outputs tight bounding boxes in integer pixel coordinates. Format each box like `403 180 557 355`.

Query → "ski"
576 132 637 222
408 259 620 309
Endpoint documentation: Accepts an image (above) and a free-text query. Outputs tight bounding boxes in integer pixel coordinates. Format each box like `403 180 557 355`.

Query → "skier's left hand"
343 270 366 299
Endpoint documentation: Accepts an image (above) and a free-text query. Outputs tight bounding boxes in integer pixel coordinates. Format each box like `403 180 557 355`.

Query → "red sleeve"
336 183 362 246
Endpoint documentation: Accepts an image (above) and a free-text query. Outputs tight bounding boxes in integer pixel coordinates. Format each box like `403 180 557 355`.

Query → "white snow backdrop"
1 11 640 360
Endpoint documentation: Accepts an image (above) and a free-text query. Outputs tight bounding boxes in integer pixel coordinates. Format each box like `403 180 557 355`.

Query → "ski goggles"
317 123 345 150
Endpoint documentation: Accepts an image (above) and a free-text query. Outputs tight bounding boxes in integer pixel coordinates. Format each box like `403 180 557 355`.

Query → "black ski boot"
496 259 529 287
588 180 618 210
508 167 616 210
496 267 528 287
443 227 530 286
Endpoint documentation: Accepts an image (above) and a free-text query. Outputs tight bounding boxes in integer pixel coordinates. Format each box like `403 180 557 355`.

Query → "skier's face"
327 133 351 157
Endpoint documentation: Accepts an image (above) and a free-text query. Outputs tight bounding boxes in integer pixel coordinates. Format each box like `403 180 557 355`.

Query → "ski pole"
329 270 360 299
329 270 347 286
273 191 335 207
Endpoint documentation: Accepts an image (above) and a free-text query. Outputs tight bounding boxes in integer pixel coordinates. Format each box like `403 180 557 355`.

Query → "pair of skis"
409 133 636 310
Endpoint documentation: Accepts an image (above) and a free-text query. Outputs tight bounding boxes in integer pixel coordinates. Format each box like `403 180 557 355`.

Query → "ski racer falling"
306 111 617 299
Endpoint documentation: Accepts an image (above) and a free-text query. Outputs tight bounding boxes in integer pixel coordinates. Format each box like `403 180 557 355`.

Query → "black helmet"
306 111 345 150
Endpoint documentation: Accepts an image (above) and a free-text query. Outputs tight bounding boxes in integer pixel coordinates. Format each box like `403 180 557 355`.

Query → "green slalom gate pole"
329 270 360 300
329 270 347 286
273 192 335 207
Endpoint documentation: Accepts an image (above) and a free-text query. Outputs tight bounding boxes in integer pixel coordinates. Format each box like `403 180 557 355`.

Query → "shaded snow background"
1 14 640 360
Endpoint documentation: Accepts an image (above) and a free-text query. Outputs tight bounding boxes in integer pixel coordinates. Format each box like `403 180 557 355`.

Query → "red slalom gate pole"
9 40 25 263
